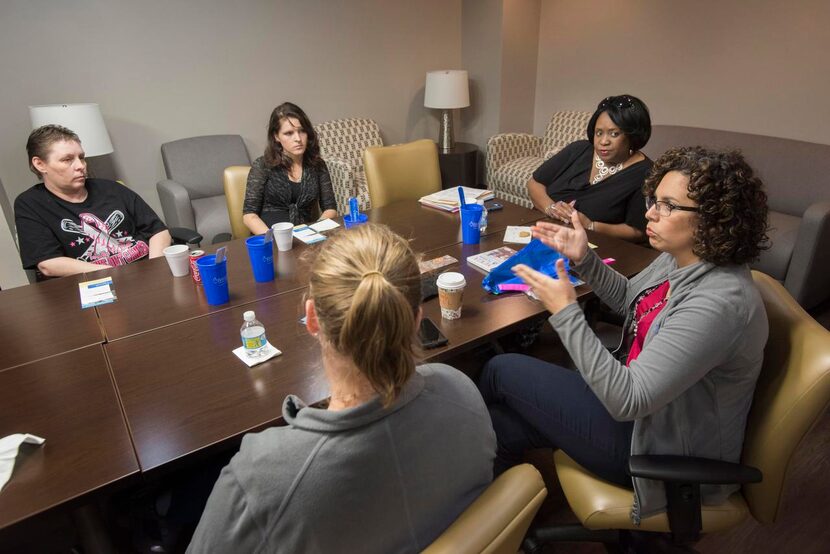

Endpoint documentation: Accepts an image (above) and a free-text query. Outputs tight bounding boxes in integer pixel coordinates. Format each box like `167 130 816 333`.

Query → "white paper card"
79 276 117 309
0 433 45 493
232 342 283 367
503 226 533 244
309 219 340 232
292 225 326 244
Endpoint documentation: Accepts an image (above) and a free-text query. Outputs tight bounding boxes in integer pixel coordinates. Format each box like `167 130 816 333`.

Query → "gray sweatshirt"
187 363 496 553
551 250 768 520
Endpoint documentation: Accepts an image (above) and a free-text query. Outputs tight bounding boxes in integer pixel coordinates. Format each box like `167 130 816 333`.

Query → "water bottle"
240 311 267 358
477 199 488 234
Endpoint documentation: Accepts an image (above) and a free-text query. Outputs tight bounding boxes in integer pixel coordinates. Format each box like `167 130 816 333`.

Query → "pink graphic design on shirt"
60 211 149 267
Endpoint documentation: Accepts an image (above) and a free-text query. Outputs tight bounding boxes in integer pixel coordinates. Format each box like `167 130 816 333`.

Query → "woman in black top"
527 95 652 242
243 102 337 234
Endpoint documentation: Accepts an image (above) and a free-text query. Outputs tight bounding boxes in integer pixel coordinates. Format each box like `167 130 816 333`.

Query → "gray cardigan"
550 250 768 521
187 363 496 553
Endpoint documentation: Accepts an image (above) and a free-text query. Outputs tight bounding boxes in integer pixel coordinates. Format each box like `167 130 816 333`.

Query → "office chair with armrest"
223 166 252 241
158 135 251 246
424 464 547 554
524 270 830 551
362 139 442 209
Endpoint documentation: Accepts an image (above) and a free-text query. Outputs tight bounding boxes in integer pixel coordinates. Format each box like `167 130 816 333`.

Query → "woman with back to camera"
242 102 337 234
482 147 769 521
527 94 653 242
188 223 496 553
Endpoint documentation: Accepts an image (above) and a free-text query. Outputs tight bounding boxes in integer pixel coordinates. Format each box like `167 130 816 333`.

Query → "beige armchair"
316 118 382 214
424 464 547 554
486 111 591 207
523 271 830 551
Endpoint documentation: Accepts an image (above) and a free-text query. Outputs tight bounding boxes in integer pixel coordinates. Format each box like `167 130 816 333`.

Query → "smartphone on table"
419 317 448 349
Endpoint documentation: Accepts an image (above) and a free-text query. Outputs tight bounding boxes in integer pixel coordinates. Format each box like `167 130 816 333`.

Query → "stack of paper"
79 276 117 309
466 246 517 273
419 187 494 212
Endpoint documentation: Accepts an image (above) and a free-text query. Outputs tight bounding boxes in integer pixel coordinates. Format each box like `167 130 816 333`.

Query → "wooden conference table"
0 199 658 531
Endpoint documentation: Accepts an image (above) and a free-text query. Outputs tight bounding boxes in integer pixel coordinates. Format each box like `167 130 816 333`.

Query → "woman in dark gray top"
188 224 496 553
242 102 337 233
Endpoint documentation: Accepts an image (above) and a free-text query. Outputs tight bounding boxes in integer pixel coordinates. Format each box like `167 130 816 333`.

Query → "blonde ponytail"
308 224 421 406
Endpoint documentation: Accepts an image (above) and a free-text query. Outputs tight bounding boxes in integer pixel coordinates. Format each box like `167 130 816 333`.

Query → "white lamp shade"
29 103 114 157
424 70 470 109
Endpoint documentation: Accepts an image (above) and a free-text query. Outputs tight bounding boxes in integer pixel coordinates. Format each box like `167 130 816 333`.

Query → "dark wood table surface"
104 206 657 473
104 288 325 472
0 346 139 529
1 198 655 530
95 199 543 341
419 230 661 361
0 274 104 372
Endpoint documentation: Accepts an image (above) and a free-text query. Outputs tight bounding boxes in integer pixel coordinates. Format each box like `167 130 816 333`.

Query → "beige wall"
0 0 461 218
499 0 540 134
534 0 830 145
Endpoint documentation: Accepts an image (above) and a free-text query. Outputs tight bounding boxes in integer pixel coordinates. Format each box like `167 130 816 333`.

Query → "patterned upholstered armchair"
316 118 383 213
486 111 591 207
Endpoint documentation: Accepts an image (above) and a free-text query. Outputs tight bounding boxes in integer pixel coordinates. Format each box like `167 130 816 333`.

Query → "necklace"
628 281 671 337
592 154 624 185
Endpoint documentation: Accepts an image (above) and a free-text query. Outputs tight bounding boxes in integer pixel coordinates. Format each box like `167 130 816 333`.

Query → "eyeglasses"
598 95 635 110
645 196 699 217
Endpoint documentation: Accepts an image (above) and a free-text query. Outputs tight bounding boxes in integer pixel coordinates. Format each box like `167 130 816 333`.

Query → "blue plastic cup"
196 255 230 305
245 236 275 282
343 213 368 229
460 204 484 244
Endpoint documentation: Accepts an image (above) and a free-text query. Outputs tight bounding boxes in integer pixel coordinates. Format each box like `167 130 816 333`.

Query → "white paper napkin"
0 433 45 493
232 342 282 367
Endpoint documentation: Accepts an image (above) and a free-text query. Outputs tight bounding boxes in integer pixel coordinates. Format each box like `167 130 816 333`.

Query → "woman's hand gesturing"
512 259 577 315
531 211 590 264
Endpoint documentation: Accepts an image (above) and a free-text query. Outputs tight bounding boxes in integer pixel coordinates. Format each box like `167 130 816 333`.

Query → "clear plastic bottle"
477 199 488 234
240 311 267 358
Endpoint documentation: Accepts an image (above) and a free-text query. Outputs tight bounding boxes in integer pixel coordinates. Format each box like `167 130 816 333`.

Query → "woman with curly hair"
480 146 769 521
242 102 337 234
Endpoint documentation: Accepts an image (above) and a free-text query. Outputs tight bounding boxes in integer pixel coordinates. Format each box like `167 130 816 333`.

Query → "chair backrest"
741 271 830 524
362 139 442 208
161 135 251 200
316 118 383 173
423 464 547 554
223 166 252 240
541 111 592 160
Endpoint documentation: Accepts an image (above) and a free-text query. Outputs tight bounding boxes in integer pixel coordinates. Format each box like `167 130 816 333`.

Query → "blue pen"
457 186 467 207
349 197 359 220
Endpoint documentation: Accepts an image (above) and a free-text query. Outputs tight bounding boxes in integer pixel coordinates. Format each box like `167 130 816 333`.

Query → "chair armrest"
157 179 196 231
629 454 761 543
628 454 762 485
168 227 203 247
324 157 354 214
486 133 542 173
784 201 830 309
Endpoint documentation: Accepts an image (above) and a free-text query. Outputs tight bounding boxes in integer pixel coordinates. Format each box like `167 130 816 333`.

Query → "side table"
438 142 481 189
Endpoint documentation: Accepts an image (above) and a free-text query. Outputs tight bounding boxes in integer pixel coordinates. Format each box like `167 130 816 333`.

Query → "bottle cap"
243 311 256 321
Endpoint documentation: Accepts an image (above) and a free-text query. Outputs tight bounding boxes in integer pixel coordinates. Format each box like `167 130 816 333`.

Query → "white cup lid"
163 244 189 256
437 271 466 289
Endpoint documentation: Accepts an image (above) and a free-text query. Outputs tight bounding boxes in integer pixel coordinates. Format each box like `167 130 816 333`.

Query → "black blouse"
532 140 652 231
243 156 337 226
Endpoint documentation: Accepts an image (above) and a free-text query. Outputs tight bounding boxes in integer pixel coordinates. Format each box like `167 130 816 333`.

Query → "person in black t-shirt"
527 95 653 243
14 124 170 279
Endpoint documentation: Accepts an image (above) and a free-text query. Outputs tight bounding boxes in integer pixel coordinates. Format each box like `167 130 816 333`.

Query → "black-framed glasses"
645 196 699 217
598 95 635 110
